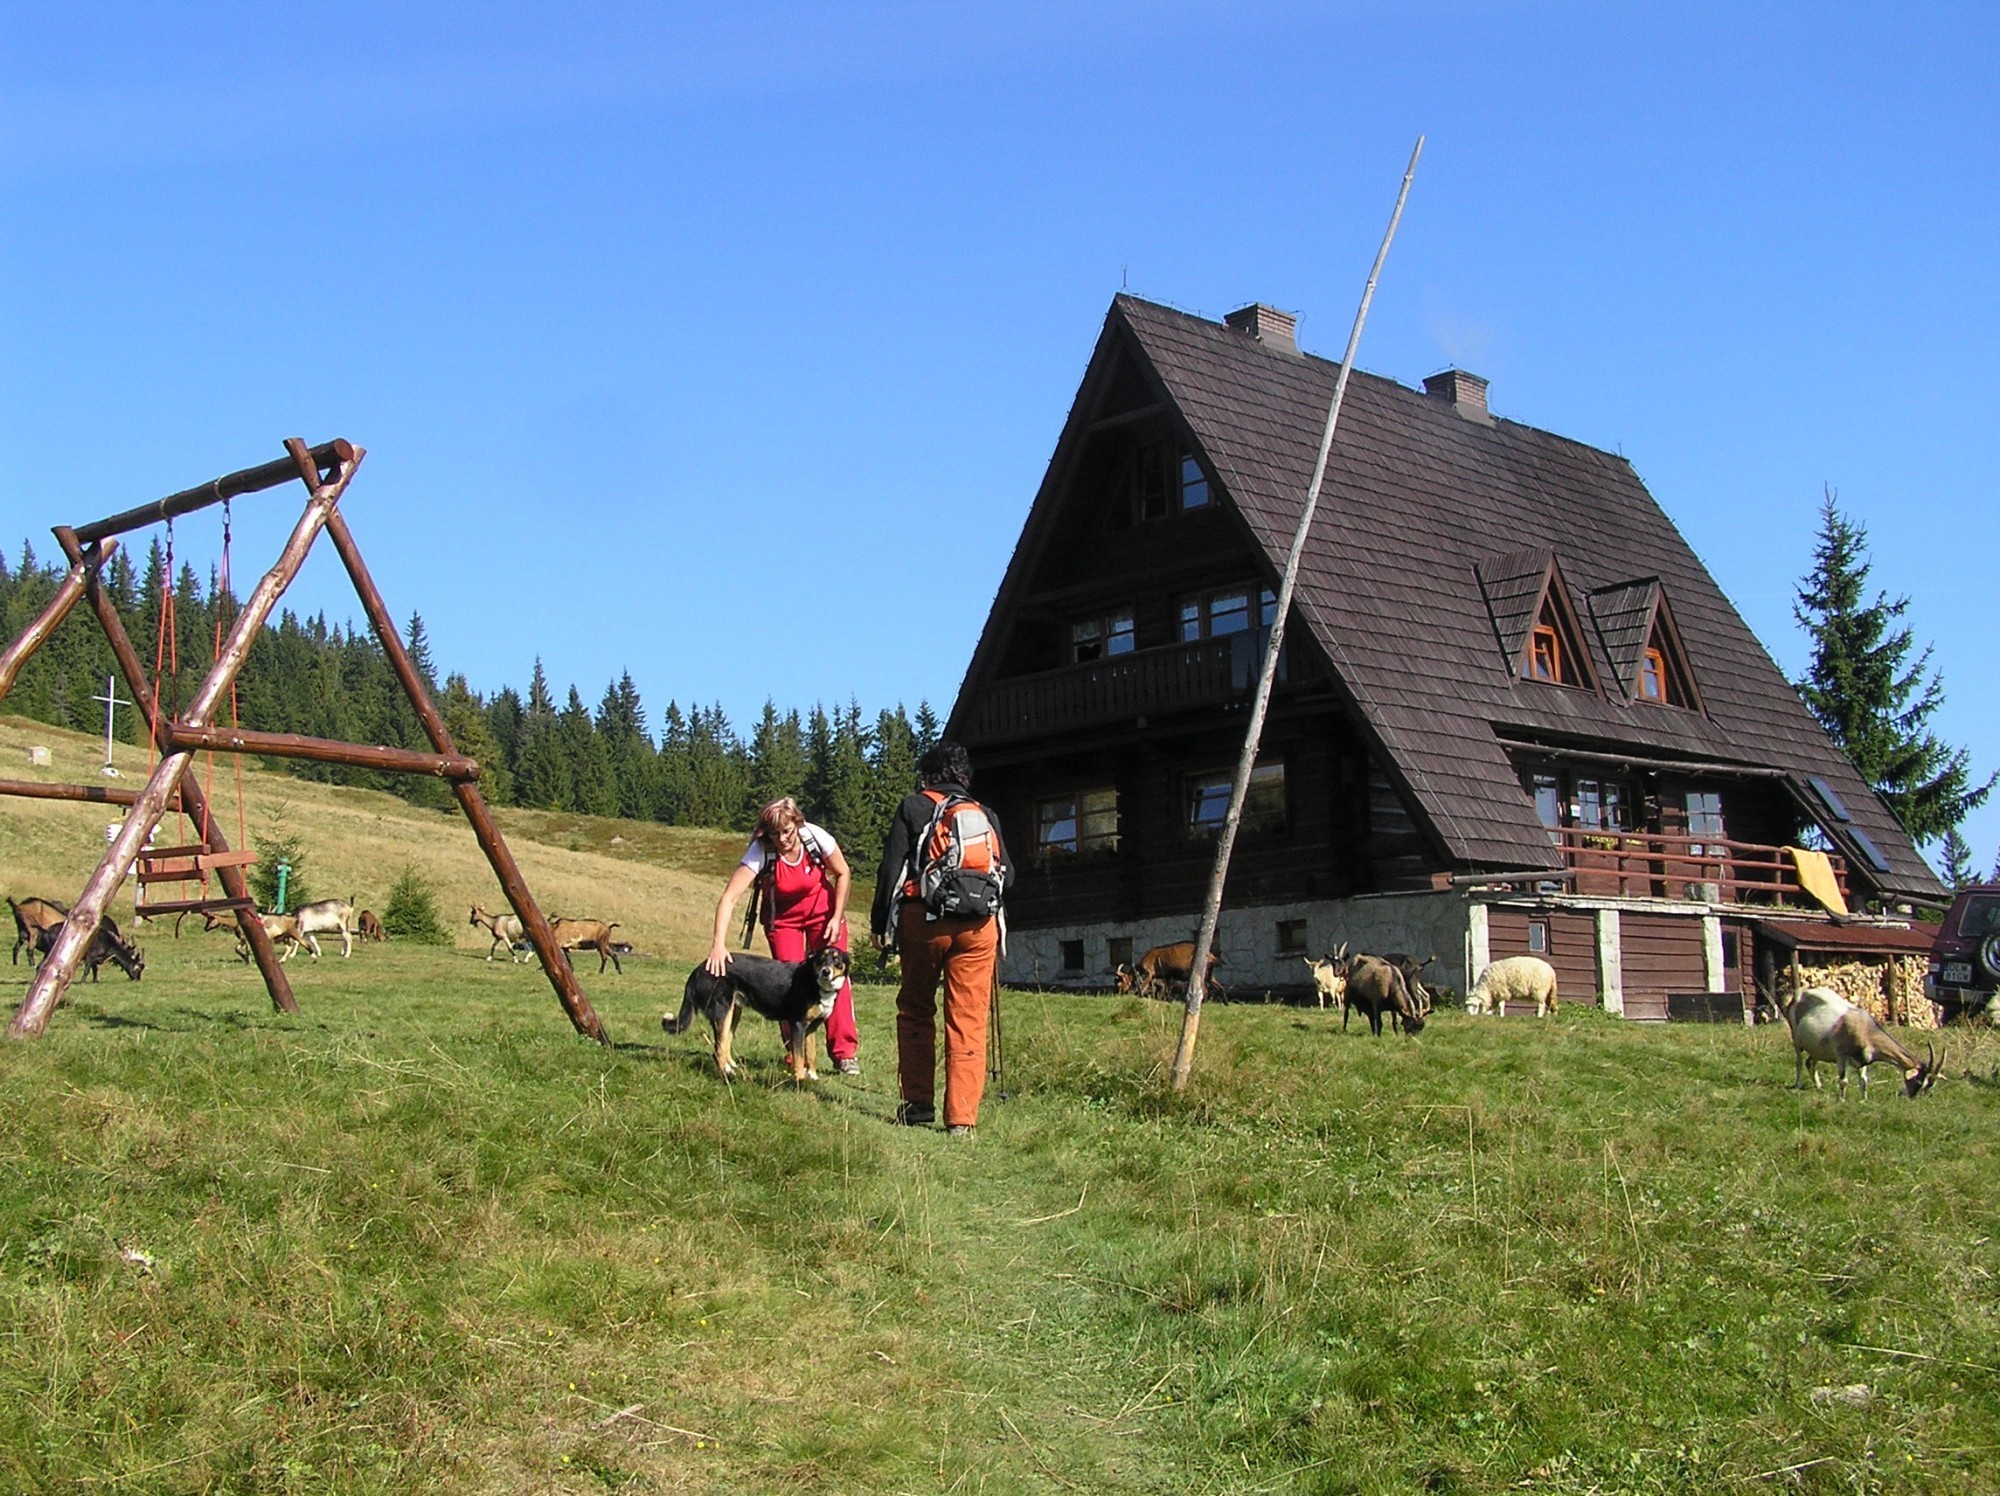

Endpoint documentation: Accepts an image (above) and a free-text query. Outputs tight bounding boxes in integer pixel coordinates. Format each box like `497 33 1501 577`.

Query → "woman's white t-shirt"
738 822 839 874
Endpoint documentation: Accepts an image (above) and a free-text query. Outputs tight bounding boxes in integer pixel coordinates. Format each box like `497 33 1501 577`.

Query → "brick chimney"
1224 303 1298 354
1423 368 1492 423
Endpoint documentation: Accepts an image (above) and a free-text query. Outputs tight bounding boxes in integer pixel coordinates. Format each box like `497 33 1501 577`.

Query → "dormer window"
1635 619 1695 707
1640 647 1668 702
1523 596 1586 686
1179 454 1210 509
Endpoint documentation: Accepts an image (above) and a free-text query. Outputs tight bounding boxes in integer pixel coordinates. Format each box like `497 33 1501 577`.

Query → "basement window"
1060 939 1085 973
1107 936 1133 971
1276 919 1308 955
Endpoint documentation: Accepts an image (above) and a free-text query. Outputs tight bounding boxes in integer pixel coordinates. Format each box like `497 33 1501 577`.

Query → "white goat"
1304 943 1349 1010
1465 955 1559 1017
236 911 305 963
289 897 357 959
469 904 529 963
1774 985 1939 1100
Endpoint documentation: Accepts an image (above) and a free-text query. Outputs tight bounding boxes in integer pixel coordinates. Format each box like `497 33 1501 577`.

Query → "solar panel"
1846 827 1893 874
1806 775 1852 822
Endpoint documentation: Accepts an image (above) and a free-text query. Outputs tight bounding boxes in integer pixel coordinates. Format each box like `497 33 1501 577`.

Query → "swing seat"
133 843 259 918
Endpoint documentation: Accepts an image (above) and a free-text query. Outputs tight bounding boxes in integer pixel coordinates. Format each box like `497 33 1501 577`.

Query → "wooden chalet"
947 295 1945 1012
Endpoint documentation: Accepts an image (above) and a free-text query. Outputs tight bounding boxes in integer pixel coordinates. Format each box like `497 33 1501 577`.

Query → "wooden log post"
163 724 479 780
9 446 359 1038
0 539 115 704
1172 137 1423 1090
318 504 609 1045
52 526 297 1014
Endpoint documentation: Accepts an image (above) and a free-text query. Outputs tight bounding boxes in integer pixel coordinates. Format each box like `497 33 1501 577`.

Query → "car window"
1955 896 2000 937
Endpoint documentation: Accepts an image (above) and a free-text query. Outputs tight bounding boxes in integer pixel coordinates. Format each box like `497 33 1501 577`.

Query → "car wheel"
1982 932 2000 981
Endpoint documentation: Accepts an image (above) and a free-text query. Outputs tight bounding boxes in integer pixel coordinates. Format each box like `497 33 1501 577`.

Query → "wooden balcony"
1480 829 1850 908
963 634 1266 745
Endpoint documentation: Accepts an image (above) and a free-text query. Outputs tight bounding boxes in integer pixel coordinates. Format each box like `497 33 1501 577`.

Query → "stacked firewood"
1774 956 1937 1030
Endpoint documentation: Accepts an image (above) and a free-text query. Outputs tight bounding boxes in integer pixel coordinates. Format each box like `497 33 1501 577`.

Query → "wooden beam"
164 723 479 780
71 439 354 545
0 539 115 705
0 776 176 810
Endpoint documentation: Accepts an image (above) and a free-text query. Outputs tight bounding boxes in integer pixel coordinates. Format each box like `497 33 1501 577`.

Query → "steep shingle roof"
1110 294 1939 896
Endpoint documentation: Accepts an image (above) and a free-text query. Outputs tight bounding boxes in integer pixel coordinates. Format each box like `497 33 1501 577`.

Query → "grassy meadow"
4 714 2000 1492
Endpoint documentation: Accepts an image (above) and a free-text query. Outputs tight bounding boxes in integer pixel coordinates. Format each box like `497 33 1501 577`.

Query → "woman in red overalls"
704 797 860 1073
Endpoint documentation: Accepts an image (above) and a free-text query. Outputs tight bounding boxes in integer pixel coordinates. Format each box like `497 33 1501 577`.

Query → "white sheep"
1465 955 1559 1017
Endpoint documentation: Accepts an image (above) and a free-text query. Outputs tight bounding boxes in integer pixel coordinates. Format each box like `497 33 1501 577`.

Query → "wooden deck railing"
1482 829 1849 908
962 635 1265 744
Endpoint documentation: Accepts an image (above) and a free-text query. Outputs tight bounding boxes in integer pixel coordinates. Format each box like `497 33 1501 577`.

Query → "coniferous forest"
0 538 938 868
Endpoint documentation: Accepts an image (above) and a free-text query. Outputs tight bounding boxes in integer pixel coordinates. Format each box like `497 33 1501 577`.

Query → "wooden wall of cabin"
1487 909 1599 1008
1615 913 1712 1021
979 705 1441 929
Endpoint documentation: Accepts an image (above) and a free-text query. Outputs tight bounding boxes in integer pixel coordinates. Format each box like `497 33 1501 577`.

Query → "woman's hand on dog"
703 943 733 977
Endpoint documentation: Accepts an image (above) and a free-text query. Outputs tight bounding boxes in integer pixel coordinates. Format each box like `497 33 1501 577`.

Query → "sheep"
550 917 623 974
1773 985 1940 1100
1465 955 1559 1017
469 904 529 963
1342 953 1426 1036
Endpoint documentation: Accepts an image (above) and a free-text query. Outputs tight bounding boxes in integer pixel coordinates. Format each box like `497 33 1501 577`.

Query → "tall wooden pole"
318 506 610 1045
8 445 356 1038
1170 138 1424 1091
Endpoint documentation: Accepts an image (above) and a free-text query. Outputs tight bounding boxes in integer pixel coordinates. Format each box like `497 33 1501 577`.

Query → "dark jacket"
871 780 1013 939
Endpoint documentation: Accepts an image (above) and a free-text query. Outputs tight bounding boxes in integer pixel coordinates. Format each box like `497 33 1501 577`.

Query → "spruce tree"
746 700 809 817
1940 830 1978 891
1794 490 1993 845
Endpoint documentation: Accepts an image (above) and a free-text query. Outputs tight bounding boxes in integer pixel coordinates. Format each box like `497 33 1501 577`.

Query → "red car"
1929 884 2000 1015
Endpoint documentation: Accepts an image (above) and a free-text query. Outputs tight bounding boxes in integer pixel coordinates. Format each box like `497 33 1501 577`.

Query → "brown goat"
9 895 68 965
551 918 624 974
1343 953 1425 1036
1113 941 1224 1000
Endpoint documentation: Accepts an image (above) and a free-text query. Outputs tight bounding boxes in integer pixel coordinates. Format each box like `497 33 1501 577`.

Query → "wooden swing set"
0 438 607 1044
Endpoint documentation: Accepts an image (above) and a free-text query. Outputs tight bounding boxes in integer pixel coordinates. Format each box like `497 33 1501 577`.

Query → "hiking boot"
836 1057 861 1077
946 1124 975 1139
896 1101 935 1127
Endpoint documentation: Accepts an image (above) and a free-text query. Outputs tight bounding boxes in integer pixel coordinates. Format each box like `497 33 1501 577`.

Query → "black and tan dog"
663 946 850 1082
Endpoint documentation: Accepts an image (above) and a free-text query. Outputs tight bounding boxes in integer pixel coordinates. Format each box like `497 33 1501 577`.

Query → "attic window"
1523 596 1586 686
1180 454 1210 509
1181 586 1276 641
1636 618 1695 707
1127 442 1210 522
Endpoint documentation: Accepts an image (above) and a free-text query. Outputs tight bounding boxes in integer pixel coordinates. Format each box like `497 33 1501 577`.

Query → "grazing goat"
9 895 69 965
357 909 386 943
1381 952 1438 1020
24 909 143 982
1342 953 1426 1036
1305 944 1350 1010
469 904 529 963
289 897 358 959
1113 941 1224 1000
551 917 623 974
1773 985 1940 1100
235 911 307 963
1466 955 1559 1017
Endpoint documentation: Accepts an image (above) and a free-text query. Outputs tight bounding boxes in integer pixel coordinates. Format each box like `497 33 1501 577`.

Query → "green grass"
4 936 2000 1494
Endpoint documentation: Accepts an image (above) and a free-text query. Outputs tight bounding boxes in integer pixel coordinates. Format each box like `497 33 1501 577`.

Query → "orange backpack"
908 790 1005 919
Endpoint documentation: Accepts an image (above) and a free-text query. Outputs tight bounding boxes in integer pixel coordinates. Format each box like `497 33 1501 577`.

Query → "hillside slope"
0 713 747 960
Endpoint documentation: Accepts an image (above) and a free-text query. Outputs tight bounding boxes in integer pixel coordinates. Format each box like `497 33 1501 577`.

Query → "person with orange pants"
706 797 859 1074
871 742 1012 1135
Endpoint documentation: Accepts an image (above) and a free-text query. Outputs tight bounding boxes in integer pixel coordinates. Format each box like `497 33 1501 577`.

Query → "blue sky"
2 3 1994 868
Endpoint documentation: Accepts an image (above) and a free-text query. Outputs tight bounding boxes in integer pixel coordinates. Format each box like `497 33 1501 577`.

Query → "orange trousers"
895 903 999 1128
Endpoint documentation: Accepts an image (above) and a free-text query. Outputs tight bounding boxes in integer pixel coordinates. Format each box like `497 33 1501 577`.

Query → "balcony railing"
1478 829 1850 908
963 634 1265 744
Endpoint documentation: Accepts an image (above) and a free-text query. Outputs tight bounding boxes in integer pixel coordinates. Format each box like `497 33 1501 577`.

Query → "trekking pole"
988 965 1007 1100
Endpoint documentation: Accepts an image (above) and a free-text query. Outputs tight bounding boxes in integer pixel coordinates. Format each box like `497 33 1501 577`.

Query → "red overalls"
762 844 857 1064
